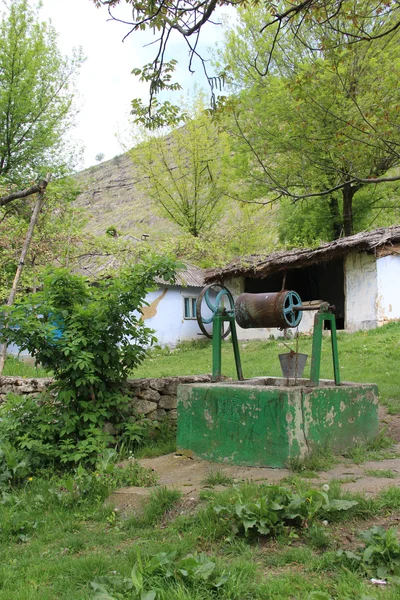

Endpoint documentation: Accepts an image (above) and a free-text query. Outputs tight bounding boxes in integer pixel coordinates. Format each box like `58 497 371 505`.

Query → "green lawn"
135 321 400 414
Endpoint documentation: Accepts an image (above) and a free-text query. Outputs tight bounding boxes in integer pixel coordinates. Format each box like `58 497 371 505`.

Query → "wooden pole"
0 174 51 374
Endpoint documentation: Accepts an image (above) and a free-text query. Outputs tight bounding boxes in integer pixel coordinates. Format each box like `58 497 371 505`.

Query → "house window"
183 296 197 319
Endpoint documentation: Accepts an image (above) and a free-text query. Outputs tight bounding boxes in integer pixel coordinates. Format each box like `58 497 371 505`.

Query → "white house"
141 265 209 346
205 226 400 339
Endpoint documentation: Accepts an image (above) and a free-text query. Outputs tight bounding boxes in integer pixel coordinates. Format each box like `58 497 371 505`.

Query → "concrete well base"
176 377 379 468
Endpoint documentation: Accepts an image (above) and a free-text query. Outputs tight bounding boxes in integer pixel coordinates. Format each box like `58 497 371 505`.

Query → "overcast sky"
39 0 231 170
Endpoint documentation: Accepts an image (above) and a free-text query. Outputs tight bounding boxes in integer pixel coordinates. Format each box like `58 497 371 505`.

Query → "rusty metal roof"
156 264 205 288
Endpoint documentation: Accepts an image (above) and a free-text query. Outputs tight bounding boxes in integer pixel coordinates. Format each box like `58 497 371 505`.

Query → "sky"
39 0 232 170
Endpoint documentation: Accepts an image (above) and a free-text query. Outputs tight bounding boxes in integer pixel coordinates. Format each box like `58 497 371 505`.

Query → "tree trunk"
328 196 342 239
0 174 51 374
342 184 354 237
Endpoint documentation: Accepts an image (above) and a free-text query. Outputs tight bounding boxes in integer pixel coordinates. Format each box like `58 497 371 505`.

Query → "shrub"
0 256 178 471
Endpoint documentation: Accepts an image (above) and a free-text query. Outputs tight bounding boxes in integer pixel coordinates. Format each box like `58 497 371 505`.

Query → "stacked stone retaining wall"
0 375 212 420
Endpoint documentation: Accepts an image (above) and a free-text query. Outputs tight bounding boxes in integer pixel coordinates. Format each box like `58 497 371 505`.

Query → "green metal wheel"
196 284 235 339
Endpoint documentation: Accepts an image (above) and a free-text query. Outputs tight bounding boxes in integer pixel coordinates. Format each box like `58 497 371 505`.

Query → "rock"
158 395 176 410
132 399 158 415
137 388 160 402
149 408 167 420
149 378 170 392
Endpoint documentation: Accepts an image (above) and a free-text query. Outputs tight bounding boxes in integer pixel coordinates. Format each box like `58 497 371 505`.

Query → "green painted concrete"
176 378 379 467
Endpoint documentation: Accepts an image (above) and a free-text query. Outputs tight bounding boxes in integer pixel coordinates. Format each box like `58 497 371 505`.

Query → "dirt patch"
379 406 400 442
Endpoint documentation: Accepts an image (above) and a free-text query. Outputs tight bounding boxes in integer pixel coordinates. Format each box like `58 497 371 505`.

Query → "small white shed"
205 226 400 339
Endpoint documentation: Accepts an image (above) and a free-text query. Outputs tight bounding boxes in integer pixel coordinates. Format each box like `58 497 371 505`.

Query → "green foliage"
0 0 84 184
2 355 48 377
213 484 357 538
337 526 400 580
91 547 229 599
0 456 157 544
216 4 400 241
344 429 396 464
0 257 177 468
133 96 231 238
0 390 161 482
0 175 83 302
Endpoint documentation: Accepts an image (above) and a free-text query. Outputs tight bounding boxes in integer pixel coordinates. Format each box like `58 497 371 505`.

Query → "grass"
3 355 49 378
202 468 234 487
364 469 397 478
343 429 397 463
2 477 400 599
134 321 400 414
287 445 338 473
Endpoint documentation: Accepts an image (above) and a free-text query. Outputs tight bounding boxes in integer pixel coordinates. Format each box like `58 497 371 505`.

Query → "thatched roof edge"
205 226 400 282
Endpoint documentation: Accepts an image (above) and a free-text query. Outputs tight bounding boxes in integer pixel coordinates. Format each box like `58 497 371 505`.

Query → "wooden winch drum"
234 290 303 329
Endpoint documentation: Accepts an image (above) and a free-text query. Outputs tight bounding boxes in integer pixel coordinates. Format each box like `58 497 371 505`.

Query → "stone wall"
0 374 213 420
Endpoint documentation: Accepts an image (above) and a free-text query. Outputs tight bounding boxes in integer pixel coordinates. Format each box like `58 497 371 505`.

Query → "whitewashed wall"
344 251 378 331
143 286 208 346
376 255 400 324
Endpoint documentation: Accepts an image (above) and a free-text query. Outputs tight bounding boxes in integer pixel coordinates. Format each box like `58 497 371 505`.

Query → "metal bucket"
279 352 308 378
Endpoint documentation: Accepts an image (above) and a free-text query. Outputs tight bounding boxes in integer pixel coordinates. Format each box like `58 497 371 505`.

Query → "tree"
133 100 230 237
216 5 400 238
91 0 400 127
0 0 84 185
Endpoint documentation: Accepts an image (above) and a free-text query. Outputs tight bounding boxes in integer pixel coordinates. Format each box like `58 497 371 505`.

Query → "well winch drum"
235 290 303 329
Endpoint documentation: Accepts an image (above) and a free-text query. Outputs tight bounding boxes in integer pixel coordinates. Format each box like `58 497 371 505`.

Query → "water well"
176 285 379 467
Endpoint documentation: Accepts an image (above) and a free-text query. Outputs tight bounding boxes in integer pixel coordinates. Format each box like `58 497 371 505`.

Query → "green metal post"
212 313 223 381
310 312 340 386
230 319 243 381
310 312 324 386
329 314 341 385
211 309 243 382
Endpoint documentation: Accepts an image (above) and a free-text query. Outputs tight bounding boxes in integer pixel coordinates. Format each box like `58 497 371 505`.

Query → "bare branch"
0 174 51 208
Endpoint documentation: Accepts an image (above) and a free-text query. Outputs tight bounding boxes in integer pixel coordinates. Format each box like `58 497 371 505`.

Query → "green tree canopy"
216 5 400 240
0 0 84 185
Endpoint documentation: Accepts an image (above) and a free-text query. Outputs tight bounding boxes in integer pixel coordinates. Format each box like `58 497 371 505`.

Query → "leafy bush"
0 257 177 471
213 485 357 538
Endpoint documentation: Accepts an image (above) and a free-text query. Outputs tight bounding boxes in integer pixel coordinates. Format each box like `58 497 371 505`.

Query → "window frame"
183 295 198 320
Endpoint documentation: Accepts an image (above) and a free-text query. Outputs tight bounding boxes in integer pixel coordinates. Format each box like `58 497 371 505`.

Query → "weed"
202 469 234 487
337 525 400 580
91 547 229 599
213 484 357 538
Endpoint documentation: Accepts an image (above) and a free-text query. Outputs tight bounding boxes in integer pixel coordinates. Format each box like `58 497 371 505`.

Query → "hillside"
73 149 279 264
74 151 182 242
